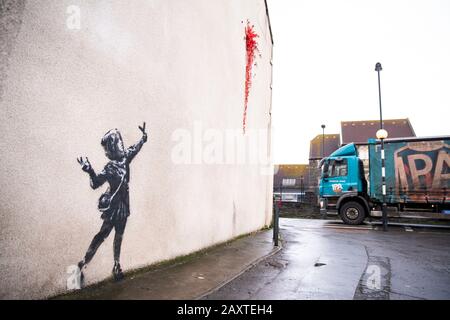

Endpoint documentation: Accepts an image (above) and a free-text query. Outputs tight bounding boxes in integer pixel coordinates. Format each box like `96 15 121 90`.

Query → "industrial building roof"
341 118 416 144
309 134 341 160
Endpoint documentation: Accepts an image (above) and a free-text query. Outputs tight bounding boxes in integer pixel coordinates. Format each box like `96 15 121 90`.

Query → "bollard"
273 200 280 247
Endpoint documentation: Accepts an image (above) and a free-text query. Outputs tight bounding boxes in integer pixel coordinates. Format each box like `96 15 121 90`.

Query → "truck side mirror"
322 162 329 178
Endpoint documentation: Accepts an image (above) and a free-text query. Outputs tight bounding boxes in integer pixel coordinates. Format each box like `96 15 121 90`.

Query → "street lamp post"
321 124 326 219
321 124 326 159
300 175 304 203
375 62 388 231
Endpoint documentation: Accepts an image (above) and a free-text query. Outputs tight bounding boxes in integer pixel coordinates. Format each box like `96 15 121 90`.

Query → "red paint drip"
243 21 259 134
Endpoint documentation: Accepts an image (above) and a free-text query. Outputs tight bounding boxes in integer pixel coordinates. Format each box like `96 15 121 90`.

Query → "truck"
319 136 450 225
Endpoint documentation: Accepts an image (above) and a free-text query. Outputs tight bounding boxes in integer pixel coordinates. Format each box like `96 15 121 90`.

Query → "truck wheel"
339 201 366 225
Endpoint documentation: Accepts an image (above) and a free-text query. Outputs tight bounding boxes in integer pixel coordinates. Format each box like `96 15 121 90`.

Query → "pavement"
204 218 450 300
57 217 450 300
56 229 279 300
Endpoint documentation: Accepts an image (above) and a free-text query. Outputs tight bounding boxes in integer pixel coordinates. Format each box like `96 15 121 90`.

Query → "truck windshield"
325 159 348 177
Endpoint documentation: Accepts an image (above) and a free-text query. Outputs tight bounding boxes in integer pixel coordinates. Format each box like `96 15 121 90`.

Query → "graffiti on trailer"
394 141 450 200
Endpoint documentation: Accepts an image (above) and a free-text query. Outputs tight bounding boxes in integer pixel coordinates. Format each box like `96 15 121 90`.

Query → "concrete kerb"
196 241 283 300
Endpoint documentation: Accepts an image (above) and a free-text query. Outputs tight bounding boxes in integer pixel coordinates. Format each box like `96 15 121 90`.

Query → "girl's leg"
113 218 127 263
82 219 114 265
112 218 127 281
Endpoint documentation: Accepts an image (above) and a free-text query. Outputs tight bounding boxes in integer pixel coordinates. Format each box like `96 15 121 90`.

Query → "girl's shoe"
77 260 86 288
112 262 124 281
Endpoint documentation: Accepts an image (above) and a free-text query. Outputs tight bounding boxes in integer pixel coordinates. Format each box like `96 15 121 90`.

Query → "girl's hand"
77 156 92 172
139 122 148 142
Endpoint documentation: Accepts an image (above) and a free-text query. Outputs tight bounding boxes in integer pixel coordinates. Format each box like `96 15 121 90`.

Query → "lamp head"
375 62 382 72
376 128 388 140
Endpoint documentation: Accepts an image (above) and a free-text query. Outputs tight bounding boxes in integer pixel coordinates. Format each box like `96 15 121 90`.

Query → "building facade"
0 0 274 299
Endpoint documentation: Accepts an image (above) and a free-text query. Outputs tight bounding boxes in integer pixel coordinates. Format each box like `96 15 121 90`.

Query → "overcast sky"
268 0 450 164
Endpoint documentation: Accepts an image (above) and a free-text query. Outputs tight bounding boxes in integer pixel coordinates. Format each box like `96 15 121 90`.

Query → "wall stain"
0 0 26 100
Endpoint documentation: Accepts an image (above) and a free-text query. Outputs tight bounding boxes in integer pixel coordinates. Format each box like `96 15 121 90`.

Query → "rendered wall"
0 0 273 299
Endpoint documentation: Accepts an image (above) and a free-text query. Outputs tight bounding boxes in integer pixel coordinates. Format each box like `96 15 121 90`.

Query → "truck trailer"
319 136 450 225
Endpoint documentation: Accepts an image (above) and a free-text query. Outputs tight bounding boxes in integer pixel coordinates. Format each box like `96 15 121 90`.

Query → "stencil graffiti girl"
76 123 147 283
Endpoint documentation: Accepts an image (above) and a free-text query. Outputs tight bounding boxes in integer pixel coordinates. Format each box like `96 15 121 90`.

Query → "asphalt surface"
204 218 450 300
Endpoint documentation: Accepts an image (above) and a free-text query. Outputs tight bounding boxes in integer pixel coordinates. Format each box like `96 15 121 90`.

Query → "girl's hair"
101 129 123 159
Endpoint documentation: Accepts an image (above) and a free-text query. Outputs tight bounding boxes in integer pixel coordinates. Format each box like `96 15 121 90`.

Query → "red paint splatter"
243 21 259 134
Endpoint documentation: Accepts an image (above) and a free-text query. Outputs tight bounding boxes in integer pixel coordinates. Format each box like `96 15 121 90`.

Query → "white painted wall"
0 0 273 299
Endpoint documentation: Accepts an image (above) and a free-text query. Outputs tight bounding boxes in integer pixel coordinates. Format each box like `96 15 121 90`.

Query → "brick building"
341 118 416 144
341 119 416 180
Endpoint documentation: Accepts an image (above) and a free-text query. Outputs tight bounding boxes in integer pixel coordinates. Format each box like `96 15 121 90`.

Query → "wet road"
204 218 450 300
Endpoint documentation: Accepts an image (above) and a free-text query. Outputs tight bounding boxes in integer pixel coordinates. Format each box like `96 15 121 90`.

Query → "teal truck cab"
319 136 450 225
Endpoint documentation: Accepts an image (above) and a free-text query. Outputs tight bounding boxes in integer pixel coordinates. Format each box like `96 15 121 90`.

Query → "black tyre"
339 201 366 225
